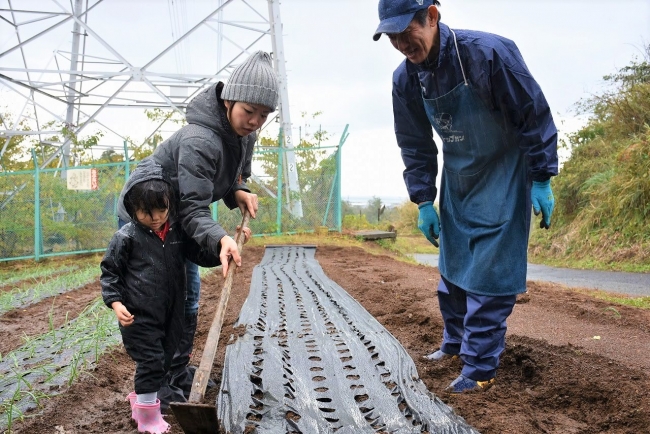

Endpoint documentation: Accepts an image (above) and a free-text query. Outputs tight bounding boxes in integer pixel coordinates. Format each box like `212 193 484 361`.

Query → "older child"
101 161 234 433
115 50 278 399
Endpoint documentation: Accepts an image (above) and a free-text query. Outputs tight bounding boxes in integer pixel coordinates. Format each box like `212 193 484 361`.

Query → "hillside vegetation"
357 47 650 272
528 46 650 272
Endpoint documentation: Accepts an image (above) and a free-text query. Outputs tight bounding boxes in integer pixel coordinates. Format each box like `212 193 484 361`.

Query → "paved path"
411 254 650 297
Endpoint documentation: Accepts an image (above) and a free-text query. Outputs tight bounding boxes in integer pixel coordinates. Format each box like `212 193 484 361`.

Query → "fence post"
276 129 283 235
123 140 130 182
336 125 349 232
323 160 336 227
32 149 41 261
212 202 218 221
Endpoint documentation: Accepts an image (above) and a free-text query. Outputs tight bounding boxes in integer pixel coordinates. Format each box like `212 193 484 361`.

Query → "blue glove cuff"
418 201 433 209
532 180 550 188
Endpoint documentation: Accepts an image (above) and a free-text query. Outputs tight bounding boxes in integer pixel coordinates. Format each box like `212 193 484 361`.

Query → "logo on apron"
433 113 465 143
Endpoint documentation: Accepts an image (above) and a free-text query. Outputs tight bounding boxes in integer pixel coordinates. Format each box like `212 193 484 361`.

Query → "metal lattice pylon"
0 0 303 216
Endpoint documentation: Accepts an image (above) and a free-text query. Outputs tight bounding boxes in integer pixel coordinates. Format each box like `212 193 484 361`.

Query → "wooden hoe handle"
188 210 251 403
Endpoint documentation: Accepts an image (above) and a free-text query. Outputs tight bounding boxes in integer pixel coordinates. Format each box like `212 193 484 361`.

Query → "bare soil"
6 245 650 434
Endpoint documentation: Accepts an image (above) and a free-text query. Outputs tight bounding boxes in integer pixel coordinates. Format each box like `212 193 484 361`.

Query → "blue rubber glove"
417 201 440 247
531 180 555 230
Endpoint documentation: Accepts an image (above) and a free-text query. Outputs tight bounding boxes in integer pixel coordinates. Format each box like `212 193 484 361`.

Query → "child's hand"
111 301 134 327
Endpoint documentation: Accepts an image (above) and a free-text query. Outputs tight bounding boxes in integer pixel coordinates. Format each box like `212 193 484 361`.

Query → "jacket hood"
121 157 165 201
120 157 174 223
186 82 234 137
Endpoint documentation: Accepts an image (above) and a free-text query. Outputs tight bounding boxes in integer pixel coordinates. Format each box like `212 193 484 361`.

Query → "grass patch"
250 231 437 253
527 248 650 273
250 231 360 247
247 232 438 266
391 235 439 254
567 287 650 310
596 294 650 310
526 54 650 273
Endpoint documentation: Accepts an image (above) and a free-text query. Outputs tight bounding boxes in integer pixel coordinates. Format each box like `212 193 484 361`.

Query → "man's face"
387 10 437 64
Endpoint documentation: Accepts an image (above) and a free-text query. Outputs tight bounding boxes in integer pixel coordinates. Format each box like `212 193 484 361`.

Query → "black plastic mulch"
218 246 479 433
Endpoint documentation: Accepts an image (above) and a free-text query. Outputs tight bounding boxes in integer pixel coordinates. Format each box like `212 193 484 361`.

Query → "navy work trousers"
437 276 517 381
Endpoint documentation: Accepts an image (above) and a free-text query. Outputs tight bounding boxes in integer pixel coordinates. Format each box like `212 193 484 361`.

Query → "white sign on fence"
67 168 99 190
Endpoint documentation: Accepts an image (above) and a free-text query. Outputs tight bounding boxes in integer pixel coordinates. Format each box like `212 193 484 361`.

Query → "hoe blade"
170 401 219 434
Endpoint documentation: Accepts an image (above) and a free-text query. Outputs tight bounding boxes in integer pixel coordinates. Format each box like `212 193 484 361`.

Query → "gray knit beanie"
221 51 279 111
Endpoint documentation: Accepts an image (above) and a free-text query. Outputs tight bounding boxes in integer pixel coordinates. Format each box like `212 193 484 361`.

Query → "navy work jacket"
392 22 559 205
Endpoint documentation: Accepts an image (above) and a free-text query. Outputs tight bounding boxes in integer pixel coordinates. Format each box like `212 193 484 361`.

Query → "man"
374 0 558 393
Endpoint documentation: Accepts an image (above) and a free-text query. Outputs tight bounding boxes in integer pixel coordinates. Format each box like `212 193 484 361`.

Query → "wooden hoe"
170 210 250 434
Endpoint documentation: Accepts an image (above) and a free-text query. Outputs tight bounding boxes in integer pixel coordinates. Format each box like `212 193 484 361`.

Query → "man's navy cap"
373 0 434 41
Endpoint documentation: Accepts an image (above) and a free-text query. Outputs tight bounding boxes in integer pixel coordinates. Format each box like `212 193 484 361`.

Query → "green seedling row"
0 264 215 432
0 265 81 288
0 297 120 432
0 266 99 316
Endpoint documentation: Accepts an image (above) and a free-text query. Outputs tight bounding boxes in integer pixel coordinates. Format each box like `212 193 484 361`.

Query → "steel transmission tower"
0 0 303 216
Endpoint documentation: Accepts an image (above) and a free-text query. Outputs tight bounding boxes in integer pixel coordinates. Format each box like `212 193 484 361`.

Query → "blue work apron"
421 30 531 296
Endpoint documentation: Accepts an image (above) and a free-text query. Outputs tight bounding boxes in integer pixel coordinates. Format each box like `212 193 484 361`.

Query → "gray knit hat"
221 51 279 111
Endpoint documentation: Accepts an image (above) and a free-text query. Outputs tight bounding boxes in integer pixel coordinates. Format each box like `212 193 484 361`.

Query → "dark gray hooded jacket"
102 160 220 379
118 82 255 255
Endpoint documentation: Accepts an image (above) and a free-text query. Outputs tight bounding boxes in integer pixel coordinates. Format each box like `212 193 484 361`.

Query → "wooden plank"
352 230 396 241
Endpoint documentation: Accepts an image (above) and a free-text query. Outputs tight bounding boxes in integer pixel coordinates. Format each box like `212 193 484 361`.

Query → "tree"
0 111 33 171
574 44 650 141
0 107 125 258
129 108 188 161
365 196 383 224
255 111 339 230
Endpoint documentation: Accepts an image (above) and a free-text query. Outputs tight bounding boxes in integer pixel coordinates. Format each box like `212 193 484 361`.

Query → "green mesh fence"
0 162 126 261
0 171 34 259
216 144 343 236
0 137 344 262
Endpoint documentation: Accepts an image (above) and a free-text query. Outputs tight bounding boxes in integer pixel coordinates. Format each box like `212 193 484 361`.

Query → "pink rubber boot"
132 399 170 434
126 392 137 420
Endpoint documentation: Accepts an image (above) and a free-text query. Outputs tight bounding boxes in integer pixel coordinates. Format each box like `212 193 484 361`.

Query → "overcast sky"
2 0 649 203
280 0 650 202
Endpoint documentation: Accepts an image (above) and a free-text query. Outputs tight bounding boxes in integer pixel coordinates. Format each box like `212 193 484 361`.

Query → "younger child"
101 161 226 433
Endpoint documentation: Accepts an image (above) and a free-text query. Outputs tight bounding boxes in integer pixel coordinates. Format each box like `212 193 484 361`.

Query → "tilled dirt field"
4 244 650 434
